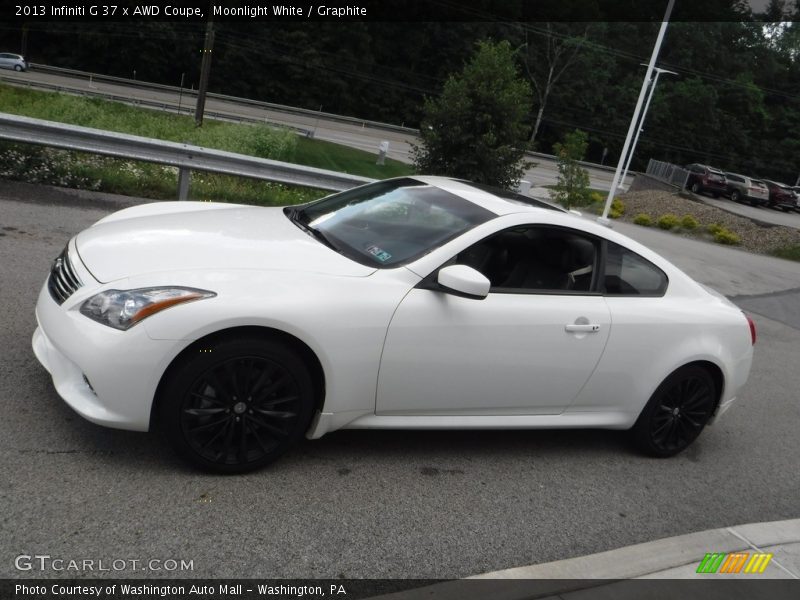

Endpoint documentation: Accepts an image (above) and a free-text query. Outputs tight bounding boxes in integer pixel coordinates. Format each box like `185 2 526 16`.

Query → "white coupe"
33 176 756 472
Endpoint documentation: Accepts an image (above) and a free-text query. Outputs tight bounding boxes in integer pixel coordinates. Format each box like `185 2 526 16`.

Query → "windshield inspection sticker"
366 245 392 262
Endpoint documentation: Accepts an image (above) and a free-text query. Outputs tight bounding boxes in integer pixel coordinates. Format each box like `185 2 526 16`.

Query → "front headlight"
80 287 216 330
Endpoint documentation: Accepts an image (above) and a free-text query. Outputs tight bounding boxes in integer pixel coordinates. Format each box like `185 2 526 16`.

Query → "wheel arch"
686 359 724 414
149 325 326 431
646 359 724 416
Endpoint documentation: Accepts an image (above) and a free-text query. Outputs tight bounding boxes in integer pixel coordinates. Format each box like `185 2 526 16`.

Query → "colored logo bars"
696 552 773 574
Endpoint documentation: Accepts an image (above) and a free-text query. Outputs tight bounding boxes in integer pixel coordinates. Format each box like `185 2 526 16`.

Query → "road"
1 182 798 580
0 67 632 192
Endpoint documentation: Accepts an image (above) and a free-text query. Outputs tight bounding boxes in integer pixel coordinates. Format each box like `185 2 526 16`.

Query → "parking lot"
1 182 799 580
692 192 800 229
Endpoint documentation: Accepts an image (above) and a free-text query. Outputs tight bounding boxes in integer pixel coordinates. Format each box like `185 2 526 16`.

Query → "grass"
0 83 412 203
294 136 411 179
770 244 800 261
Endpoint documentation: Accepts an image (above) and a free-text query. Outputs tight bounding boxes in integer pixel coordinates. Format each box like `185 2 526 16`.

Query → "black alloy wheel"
632 366 716 457
160 337 314 473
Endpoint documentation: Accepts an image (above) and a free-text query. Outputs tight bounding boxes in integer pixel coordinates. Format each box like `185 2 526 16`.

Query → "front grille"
48 245 83 305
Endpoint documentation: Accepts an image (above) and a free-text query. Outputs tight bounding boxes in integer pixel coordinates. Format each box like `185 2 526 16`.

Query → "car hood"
75 203 375 283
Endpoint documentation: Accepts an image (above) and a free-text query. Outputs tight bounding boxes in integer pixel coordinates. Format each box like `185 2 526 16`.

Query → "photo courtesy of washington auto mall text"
13 582 350 598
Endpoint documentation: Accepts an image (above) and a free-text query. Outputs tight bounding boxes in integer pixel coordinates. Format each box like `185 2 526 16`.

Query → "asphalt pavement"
0 181 798 580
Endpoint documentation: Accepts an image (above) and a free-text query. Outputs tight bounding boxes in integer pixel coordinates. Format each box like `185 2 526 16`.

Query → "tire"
711 193 719 198
14 65 22 72
731 191 741 203
690 182 701 194
631 365 717 458
159 336 315 473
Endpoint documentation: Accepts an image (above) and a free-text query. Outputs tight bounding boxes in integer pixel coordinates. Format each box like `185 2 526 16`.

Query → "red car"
762 180 797 211
685 164 727 197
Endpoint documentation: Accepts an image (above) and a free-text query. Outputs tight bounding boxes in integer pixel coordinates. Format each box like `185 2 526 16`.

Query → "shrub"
707 223 723 235
681 215 699 230
609 197 625 219
657 214 681 230
713 228 740 245
589 191 605 203
633 213 653 226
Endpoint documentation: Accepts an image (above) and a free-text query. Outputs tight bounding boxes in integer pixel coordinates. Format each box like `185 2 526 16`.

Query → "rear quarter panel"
569 292 753 426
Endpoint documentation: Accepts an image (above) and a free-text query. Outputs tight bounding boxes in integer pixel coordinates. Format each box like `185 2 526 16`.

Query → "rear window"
603 242 667 296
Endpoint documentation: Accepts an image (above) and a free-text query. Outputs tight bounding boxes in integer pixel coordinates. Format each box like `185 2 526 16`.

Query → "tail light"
745 313 757 345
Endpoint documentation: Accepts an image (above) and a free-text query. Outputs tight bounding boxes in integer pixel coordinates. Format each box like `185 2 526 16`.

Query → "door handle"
565 323 601 333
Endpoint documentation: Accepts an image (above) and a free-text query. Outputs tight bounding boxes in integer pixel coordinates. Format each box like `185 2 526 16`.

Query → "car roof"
409 175 566 216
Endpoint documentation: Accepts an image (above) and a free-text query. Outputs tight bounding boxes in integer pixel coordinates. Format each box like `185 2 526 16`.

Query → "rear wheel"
731 191 741 203
631 366 717 457
159 337 314 473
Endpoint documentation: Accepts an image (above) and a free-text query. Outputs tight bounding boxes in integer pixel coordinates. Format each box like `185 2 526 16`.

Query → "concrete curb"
370 519 800 600
472 518 800 580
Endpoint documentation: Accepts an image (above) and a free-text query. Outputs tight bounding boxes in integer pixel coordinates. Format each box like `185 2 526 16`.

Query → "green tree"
551 129 590 208
411 40 533 189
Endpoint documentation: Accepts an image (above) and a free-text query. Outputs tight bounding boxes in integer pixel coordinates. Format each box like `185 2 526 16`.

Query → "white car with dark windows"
33 177 756 472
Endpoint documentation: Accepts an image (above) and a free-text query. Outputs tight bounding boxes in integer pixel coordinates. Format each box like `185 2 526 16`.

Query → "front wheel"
690 182 701 194
731 191 741 203
159 337 315 473
631 366 717 457
14 65 22 72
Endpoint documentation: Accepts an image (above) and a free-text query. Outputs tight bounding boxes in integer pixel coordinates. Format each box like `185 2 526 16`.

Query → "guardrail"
646 159 689 189
0 112 374 199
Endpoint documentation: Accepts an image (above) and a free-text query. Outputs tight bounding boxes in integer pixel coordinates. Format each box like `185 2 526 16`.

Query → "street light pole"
619 66 678 186
600 0 675 224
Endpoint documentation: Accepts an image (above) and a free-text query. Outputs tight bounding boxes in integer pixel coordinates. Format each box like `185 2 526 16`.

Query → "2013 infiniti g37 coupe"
33 176 755 472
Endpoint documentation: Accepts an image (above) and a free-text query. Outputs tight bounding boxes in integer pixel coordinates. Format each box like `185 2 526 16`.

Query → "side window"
603 241 667 296
454 226 598 293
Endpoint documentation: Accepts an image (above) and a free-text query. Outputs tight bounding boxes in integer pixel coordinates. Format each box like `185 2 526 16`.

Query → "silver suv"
0 53 27 72
723 172 769 206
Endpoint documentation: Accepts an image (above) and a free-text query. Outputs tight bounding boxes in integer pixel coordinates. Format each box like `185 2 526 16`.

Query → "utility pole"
195 16 215 127
20 25 28 58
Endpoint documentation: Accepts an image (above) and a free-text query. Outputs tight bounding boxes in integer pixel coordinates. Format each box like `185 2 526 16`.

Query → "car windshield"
287 178 494 268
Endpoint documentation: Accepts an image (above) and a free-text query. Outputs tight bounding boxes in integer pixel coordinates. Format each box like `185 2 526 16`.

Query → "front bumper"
32 278 181 432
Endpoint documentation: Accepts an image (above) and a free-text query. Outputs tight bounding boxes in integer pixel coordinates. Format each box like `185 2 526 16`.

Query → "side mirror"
437 265 490 300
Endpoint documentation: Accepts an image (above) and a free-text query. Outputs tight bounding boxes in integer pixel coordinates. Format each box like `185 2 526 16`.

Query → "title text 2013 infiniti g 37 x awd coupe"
33 177 756 472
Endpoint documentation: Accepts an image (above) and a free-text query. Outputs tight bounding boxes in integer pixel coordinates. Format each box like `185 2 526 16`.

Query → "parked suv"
0 53 27 72
685 164 727 197
722 173 770 206
762 180 797 211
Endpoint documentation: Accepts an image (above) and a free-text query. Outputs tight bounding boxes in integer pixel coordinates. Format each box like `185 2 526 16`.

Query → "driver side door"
376 225 611 416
